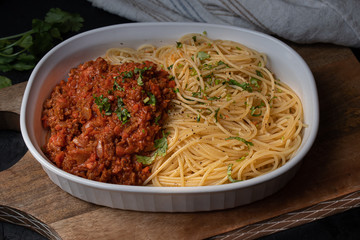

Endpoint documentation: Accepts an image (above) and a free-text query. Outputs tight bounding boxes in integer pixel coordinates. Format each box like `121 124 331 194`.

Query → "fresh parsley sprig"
136 132 170 165
0 8 83 73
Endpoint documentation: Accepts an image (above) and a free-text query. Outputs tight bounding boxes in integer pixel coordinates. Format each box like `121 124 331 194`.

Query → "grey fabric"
88 0 360 47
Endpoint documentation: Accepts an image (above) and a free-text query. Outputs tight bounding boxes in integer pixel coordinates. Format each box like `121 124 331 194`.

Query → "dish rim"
20 22 319 194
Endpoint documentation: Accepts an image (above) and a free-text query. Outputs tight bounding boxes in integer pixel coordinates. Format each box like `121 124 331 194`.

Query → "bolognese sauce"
42 57 175 185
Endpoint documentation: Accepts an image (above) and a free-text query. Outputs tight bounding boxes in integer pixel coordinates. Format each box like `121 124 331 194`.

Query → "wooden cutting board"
1 42 360 240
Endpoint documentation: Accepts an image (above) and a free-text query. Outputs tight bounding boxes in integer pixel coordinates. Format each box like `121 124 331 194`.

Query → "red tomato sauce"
42 57 175 185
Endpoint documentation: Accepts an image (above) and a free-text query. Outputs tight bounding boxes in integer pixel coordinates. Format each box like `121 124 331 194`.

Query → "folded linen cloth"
88 0 360 48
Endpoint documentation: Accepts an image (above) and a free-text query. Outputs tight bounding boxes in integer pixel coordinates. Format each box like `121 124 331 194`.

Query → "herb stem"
0 48 27 57
0 30 33 41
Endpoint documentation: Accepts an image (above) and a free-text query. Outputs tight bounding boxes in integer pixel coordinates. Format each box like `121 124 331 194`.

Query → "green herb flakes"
227 79 253 92
227 164 240 183
197 51 210 61
93 94 111 116
225 136 254 147
115 97 131 124
136 132 169 165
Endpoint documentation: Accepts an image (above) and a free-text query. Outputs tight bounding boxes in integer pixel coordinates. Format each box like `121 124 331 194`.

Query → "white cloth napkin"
88 0 360 48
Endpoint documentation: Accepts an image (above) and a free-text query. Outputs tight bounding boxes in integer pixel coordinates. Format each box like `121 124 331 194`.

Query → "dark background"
0 0 359 239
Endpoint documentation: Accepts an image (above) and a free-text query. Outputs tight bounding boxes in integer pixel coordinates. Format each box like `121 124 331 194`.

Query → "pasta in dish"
105 33 304 187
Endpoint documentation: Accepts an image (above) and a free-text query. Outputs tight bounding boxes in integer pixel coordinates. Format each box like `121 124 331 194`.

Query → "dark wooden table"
1 1 360 239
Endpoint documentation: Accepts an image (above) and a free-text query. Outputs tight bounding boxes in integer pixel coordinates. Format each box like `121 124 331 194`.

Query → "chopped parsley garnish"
236 156 247 162
143 97 150 103
227 164 240 183
190 68 198 76
250 102 265 117
113 80 124 91
134 66 152 86
256 70 263 77
192 36 197 42
250 106 261 116
197 51 210 61
227 79 253 92
225 136 254 147
115 97 131 124
136 132 169 165
215 79 222 85
176 41 183 48
207 96 221 101
93 94 112 116
122 71 133 79
154 115 161 125
217 60 229 67
196 114 201 122
250 77 260 88
146 92 156 106
192 92 201 97
214 108 220 122
202 63 213 70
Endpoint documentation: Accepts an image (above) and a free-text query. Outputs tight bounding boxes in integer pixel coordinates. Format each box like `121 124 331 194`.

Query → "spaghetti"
104 33 304 187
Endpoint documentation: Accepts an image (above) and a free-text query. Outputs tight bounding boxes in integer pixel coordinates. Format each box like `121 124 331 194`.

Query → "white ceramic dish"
20 22 318 212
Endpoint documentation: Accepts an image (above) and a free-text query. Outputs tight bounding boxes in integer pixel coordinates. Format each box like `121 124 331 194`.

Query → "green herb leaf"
250 102 264 117
134 66 152 86
250 77 260 88
136 132 169 165
113 80 124 91
176 41 182 48
122 71 133 79
227 164 240 183
137 75 144 86
0 76 12 89
45 8 84 33
93 94 111 116
115 98 131 124
136 154 156 165
250 106 262 116
214 108 220 122
207 96 221 101
154 132 170 157
154 115 161 125
143 97 150 104
236 156 247 162
256 70 263 77
0 8 83 73
192 92 201 97
227 79 253 92
147 92 156 106
225 136 254 147
197 51 210 61
196 114 201 122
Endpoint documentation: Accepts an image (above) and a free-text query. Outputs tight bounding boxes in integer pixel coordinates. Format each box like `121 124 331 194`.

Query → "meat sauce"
42 57 175 185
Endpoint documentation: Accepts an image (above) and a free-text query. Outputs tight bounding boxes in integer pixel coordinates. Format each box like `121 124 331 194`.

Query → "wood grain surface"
0 43 359 240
